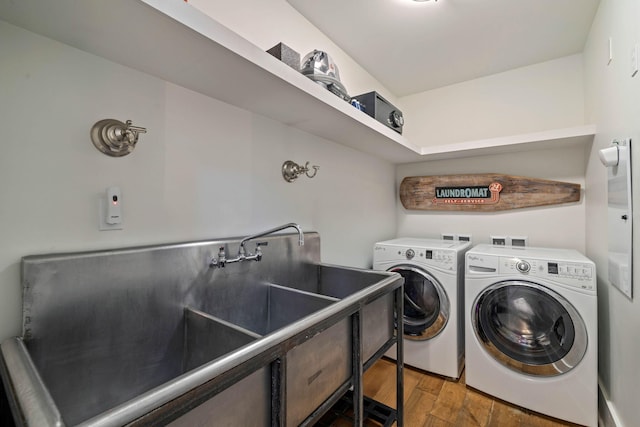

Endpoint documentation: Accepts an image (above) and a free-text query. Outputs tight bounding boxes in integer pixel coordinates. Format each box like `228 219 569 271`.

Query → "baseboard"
598 380 623 427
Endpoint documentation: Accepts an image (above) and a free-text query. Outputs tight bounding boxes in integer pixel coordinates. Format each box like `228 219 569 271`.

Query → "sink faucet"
238 222 304 248
209 223 304 268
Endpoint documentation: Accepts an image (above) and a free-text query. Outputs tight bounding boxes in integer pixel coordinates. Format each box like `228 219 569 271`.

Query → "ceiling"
286 0 601 97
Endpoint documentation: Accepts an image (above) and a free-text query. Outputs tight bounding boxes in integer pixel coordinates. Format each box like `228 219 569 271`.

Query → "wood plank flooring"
322 358 584 427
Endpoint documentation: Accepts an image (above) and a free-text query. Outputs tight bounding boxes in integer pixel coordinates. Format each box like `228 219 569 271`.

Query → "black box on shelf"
351 91 404 134
266 42 300 70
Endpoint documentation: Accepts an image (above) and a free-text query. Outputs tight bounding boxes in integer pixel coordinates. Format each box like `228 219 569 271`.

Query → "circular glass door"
472 280 588 376
389 266 449 341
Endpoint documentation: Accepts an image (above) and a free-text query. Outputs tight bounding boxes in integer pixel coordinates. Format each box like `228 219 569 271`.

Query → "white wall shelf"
417 125 597 162
0 0 595 164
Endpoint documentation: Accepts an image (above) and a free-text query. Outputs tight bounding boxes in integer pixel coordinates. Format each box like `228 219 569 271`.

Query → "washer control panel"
500 257 595 290
373 240 471 272
383 247 456 270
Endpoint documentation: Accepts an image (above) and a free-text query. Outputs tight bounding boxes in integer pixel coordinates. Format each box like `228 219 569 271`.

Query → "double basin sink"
0 232 403 426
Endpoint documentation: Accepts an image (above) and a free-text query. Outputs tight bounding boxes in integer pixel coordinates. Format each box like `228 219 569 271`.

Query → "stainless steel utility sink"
0 232 403 426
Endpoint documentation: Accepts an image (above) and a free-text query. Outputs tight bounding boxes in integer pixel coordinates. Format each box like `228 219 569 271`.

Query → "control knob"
406 248 415 260
516 260 531 273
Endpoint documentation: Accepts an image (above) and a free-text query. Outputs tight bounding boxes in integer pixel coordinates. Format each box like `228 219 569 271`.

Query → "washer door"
472 280 588 376
389 265 449 341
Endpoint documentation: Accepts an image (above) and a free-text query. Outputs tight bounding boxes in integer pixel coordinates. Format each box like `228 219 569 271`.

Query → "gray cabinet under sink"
0 232 404 426
285 318 351 427
168 367 271 427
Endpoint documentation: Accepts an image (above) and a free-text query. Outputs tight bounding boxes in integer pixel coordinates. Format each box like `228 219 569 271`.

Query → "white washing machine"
373 238 471 379
465 244 597 426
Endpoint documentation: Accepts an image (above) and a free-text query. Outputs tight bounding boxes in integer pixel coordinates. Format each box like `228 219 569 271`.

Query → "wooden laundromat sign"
399 174 581 212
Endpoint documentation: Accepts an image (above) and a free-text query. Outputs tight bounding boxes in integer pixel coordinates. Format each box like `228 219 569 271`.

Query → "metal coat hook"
282 160 319 182
90 119 147 157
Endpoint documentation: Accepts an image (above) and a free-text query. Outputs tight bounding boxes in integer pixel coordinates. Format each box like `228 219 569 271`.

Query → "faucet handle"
210 246 226 268
254 242 267 261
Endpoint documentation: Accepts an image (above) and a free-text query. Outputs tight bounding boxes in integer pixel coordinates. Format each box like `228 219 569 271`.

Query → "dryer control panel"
374 244 456 270
500 257 595 290
401 248 455 268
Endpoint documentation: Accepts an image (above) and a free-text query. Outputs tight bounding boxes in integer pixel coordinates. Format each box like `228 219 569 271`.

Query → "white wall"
0 21 397 343
583 0 640 425
397 145 588 250
400 55 587 148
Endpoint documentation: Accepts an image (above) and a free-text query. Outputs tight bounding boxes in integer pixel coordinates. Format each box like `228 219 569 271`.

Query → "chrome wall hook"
282 160 320 182
90 119 147 157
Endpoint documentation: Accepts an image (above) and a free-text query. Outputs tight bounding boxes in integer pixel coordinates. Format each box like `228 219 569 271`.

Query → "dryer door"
472 280 588 376
389 265 450 341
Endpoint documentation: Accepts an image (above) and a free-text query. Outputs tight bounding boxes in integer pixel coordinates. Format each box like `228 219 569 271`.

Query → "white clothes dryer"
465 244 597 426
373 238 471 379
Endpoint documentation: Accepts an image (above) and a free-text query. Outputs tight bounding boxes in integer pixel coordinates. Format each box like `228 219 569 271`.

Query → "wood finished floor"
323 358 584 427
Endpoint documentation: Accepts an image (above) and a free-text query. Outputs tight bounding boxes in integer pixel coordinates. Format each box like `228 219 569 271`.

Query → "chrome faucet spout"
210 223 303 268
239 223 304 248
